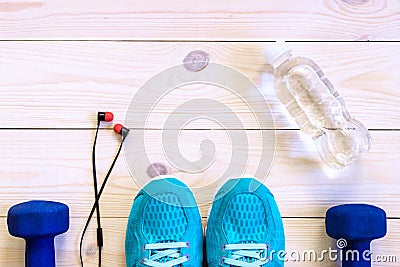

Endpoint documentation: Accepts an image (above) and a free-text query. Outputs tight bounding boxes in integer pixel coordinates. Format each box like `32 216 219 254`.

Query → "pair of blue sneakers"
126 177 285 267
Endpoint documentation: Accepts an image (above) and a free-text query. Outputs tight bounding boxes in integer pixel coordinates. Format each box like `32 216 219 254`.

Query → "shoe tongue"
242 258 256 264
156 257 180 267
153 241 180 267
236 241 261 264
157 257 175 264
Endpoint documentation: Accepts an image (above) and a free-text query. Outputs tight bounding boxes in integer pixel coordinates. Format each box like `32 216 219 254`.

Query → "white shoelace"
223 243 270 267
142 242 189 267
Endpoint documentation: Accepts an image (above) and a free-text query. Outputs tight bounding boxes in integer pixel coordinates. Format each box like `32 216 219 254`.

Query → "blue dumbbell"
325 204 387 267
7 200 69 267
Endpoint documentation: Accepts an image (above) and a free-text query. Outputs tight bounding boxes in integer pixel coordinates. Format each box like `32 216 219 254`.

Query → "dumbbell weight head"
326 204 386 267
8 200 69 267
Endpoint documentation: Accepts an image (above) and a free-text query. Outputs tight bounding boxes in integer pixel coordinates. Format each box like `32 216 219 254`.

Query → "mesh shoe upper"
223 193 268 243
143 193 187 242
206 178 285 267
126 177 203 267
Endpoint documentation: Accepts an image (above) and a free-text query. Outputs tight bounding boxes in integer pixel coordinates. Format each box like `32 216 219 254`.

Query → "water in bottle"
264 42 371 169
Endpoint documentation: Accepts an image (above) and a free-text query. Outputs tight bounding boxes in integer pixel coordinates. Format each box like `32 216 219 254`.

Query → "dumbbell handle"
342 241 371 267
26 237 56 267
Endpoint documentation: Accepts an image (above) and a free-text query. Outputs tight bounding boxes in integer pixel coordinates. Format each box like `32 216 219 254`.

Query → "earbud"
98 112 114 122
114 124 130 138
97 112 129 137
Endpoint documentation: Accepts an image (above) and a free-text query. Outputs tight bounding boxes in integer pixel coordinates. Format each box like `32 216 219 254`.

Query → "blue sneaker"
125 177 203 267
206 178 285 267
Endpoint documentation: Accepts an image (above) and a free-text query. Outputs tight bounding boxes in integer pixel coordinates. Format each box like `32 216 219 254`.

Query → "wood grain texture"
1 41 399 129
0 218 398 266
0 0 399 40
1 0 399 264
0 130 399 218
1 39 399 265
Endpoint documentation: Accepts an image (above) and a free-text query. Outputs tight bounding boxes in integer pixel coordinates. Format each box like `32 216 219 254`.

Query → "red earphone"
114 123 130 138
97 111 114 122
97 111 130 138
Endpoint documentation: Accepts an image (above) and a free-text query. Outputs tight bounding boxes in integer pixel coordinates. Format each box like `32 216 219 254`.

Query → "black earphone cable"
80 135 126 267
92 120 102 267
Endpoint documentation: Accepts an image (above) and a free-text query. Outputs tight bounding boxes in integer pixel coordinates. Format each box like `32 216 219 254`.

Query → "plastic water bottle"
264 42 371 169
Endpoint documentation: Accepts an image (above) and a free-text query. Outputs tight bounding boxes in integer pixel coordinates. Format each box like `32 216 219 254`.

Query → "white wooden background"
1 1 400 266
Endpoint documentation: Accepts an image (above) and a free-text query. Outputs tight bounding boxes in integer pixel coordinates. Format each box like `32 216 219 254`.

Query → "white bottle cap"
263 41 292 65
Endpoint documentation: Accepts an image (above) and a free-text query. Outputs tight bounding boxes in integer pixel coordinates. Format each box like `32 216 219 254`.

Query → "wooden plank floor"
0 0 400 40
0 41 400 266
0 130 399 218
1 42 399 129
1 218 399 266
1 1 400 266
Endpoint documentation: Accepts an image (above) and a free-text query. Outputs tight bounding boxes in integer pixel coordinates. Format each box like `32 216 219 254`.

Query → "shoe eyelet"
141 245 146 252
185 254 190 261
220 256 226 264
221 244 226 251
186 241 191 248
140 257 146 264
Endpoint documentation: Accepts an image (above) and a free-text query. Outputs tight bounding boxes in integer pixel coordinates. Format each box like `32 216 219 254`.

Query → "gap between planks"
1 40 400 43
0 128 399 131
